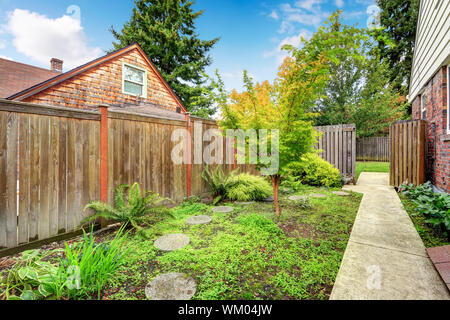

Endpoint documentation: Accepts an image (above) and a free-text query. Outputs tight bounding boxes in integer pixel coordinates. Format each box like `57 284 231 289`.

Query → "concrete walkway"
330 172 450 300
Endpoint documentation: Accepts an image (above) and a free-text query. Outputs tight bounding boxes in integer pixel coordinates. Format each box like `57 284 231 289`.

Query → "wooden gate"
314 124 356 179
389 120 426 187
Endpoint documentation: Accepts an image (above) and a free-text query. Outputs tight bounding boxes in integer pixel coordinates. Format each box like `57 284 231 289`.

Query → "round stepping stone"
145 273 196 300
309 193 327 198
332 191 351 196
212 206 234 213
263 196 274 202
236 201 254 205
288 195 309 201
154 234 190 252
186 215 212 225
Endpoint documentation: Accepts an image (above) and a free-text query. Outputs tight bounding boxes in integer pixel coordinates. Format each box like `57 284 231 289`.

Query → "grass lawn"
104 186 362 301
399 195 450 248
356 161 390 181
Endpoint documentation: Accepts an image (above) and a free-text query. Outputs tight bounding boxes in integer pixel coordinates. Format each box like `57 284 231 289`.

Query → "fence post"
99 104 109 228
185 113 192 197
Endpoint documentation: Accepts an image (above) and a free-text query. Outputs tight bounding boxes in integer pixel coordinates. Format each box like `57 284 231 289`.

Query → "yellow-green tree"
215 12 364 216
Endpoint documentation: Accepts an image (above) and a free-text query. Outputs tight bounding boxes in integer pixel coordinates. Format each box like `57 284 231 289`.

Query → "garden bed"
1 186 362 300
104 186 361 300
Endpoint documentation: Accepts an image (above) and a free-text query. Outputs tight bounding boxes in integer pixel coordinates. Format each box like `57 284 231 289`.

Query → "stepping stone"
263 196 274 202
288 195 309 201
236 201 254 205
186 215 212 226
212 206 234 213
145 273 196 300
332 191 351 196
154 234 190 252
309 193 327 198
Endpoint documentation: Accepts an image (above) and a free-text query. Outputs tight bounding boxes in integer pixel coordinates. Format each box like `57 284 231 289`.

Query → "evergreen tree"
110 0 219 117
375 0 420 94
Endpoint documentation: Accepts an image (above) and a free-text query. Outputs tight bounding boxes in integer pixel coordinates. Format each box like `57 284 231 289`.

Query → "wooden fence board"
356 137 390 162
18 115 30 244
390 120 426 188
314 124 356 179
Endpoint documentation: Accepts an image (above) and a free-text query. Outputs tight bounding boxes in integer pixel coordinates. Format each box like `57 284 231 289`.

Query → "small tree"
216 12 369 216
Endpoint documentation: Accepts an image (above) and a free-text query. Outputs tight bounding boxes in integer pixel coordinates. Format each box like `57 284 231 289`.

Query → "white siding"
409 0 450 102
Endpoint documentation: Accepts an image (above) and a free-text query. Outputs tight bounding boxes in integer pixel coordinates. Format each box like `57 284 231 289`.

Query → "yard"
0 185 362 301
355 161 390 181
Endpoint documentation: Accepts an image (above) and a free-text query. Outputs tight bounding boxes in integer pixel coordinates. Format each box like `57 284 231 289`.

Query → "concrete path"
330 172 450 300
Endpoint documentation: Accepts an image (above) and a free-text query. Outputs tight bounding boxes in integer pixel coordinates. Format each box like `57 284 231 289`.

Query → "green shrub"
225 173 273 201
0 226 128 300
202 166 271 202
285 153 342 188
401 182 450 231
202 165 238 199
82 183 173 231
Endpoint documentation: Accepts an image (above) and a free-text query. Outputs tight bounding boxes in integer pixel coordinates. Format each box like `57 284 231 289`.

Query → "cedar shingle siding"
21 47 181 111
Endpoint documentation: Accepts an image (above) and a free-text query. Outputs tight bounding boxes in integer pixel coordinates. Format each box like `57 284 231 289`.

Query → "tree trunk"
271 175 281 216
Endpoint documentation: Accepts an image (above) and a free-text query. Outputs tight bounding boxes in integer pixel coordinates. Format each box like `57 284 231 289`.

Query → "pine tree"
110 0 219 117
375 0 420 94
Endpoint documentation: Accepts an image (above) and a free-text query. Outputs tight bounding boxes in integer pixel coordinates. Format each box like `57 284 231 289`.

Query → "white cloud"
5 9 102 70
0 55 12 60
275 2 330 34
269 10 279 20
263 29 312 65
335 0 344 7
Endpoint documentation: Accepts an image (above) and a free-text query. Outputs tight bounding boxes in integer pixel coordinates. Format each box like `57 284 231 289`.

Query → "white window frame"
122 62 148 98
447 65 450 134
421 91 427 120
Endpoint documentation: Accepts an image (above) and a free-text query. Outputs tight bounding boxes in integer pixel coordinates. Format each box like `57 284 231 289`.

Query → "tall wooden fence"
314 124 356 179
0 100 252 251
389 120 426 187
356 137 390 162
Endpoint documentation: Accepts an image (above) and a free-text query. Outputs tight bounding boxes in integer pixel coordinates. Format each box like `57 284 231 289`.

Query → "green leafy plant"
202 166 272 202
401 182 450 232
285 153 343 188
225 173 273 201
0 249 66 300
82 183 173 232
202 165 238 202
1 226 129 300
62 225 129 299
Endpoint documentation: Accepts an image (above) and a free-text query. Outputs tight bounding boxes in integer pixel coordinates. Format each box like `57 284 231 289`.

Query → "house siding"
412 67 450 193
22 48 180 111
409 0 450 103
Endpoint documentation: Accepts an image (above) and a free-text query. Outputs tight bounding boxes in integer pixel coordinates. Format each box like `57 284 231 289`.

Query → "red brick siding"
412 66 450 193
23 48 179 111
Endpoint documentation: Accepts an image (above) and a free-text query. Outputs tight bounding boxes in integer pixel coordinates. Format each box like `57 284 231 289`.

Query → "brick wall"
412 66 450 193
23 48 180 111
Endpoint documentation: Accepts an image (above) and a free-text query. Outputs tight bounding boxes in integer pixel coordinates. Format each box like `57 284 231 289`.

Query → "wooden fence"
356 137 390 162
314 124 356 179
0 100 252 251
389 120 426 187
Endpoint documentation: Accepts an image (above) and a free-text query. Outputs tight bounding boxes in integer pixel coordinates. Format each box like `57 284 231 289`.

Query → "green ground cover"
104 186 362 300
356 162 390 181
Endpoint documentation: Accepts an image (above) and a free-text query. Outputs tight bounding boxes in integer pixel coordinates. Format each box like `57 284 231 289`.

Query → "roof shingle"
0 58 60 98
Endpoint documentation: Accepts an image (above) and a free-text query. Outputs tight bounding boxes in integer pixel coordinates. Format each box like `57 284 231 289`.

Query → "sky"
0 0 379 92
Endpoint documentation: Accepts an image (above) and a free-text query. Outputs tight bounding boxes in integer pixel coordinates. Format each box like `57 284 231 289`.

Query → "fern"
202 165 238 197
81 183 173 232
